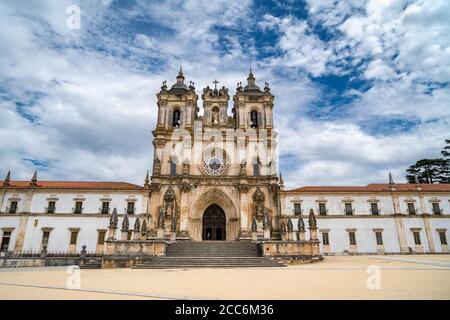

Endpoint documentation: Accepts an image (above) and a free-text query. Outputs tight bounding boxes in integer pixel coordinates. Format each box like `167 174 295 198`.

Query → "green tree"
441 139 450 158
406 159 449 184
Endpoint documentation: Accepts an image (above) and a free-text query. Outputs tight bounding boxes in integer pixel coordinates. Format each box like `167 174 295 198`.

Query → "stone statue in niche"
253 187 265 219
153 158 161 175
164 186 176 218
239 161 247 176
263 209 270 229
212 113 219 124
183 159 190 175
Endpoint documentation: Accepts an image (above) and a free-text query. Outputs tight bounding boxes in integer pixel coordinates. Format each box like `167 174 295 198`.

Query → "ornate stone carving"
253 187 265 219
158 207 165 229
150 183 161 193
109 208 118 228
180 182 192 193
308 209 317 229
134 218 140 232
263 209 270 229
239 161 247 176
237 184 249 193
153 139 166 148
164 186 176 218
287 218 293 232
251 217 257 232
121 215 129 232
153 158 161 175
183 160 190 175
298 216 305 232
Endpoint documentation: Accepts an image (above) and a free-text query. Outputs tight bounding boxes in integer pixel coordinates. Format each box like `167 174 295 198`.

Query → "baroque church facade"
0 70 449 261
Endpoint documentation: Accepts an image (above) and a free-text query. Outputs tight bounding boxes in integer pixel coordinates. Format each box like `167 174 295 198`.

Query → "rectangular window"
371 202 379 215
47 201 56 214
127 202 135 215
375 232 383 245
413 231 421 245
319 203 327 216
345 203 353 216
349 232 356 245
293 203 301 215
97 230 106 245
74 201 83 214
1 231 11 251
407 203 416 215
9 201 18 214
69 231 78 245
322 232 329 246
41 231 50 248
439 232 447 245
432 203 441 215
101 201 110 214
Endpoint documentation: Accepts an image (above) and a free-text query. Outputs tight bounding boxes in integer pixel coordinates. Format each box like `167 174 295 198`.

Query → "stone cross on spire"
213 79 218 90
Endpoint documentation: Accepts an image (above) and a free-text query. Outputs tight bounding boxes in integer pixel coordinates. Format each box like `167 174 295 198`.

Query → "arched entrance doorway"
202 204 226 240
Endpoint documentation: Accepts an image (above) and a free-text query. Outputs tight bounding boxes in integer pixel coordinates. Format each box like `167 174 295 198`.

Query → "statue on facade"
153 158 161 175
164 186 176 218
263 209 270 229
253 187 265 219
158 207 165 229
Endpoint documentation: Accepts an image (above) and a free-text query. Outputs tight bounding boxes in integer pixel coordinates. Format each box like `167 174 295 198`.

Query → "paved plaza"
0 255 449 300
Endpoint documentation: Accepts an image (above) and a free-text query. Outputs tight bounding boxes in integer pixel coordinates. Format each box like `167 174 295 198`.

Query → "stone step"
133 257 284 269
166 241 261 257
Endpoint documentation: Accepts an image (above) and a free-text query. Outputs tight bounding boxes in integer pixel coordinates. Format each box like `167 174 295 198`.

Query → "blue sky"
0 0 449 188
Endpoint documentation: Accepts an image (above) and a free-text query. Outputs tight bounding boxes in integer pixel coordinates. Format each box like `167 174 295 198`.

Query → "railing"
99 207 110 214
344 208 355 216
6 207 17 214
293 208 303 216
319 209 328 216
0 250 103 259
370 208 381 215
126 207 136 215
408 209 416 215
45 207 55 214
72 207 83 214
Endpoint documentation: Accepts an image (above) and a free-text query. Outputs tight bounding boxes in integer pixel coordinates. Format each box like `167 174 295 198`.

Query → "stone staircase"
133 241 285 268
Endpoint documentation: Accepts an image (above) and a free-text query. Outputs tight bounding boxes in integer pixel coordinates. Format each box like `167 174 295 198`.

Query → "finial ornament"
389 172 394 184
109 208 118 228
144 170 150 188
414 171 419 184
30 171 38 186
308 209 317 229
3 170 10 186
121 215 129 232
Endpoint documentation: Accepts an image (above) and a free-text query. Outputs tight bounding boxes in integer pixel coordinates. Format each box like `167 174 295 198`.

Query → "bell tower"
233 69 274 130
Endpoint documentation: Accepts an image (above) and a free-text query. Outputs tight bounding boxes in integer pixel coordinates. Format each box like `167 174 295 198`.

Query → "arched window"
169 158 177 176
253 157 260 176
172 109 181 127
250 110 258 128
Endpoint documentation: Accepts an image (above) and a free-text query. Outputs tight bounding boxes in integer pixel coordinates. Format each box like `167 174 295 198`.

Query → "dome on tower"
243 68 261 92
168 67 189 94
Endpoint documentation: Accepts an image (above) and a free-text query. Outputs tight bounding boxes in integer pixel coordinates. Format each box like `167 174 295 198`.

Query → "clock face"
203 154 227 176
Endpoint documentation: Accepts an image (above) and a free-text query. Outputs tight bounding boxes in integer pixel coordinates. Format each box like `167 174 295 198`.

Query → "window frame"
413 231 421 245
322 232 329 246
375 231 383 245
349 232 357 245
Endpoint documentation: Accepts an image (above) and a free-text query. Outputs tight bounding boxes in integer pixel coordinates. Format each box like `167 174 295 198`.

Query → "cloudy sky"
0 0 449 188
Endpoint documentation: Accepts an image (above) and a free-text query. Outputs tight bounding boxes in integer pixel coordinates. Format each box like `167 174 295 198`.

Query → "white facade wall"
283 191 450 254
0 188 145 252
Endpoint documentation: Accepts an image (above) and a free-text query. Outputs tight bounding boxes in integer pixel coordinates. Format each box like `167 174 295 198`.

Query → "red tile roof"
286 183 450 193
1 181 143 190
